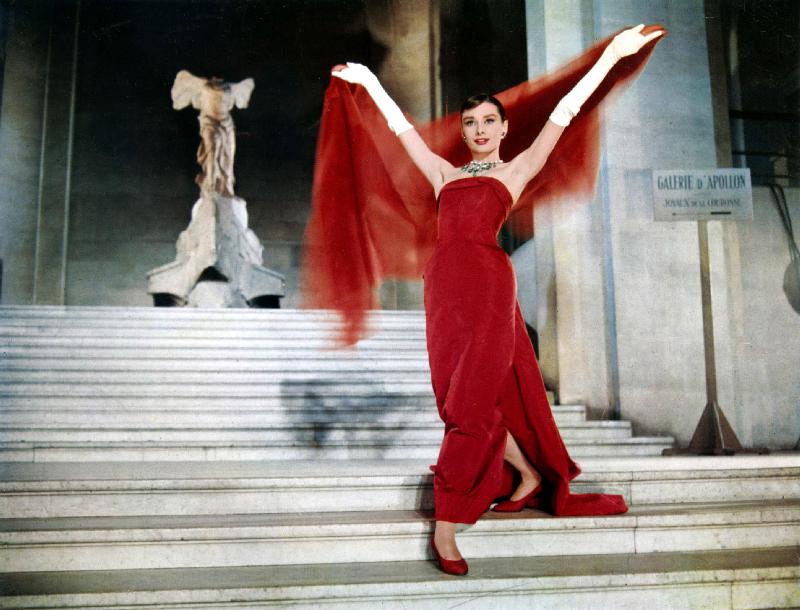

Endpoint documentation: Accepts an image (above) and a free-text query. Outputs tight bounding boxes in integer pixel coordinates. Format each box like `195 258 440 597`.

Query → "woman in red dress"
328 24 664 575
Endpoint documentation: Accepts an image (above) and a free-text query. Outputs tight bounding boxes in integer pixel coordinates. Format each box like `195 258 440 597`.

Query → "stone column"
0 2 57 303
522 0 613 409
33 1 80 305
0 1 80 305
520 0 558 390
366 0 440 311
522 0 740 440
365 0 440 122
594 0 737 442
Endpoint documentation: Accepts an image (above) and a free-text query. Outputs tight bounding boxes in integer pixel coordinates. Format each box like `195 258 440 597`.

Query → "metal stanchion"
663 220 767 455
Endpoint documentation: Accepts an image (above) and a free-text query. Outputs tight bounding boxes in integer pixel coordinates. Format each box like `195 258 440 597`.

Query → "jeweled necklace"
460 159 503 177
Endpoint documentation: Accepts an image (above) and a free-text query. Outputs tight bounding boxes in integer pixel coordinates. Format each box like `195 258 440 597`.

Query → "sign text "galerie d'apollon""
652 168 753 222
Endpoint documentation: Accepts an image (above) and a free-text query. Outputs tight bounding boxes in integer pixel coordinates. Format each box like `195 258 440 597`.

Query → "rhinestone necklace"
460 160 503 177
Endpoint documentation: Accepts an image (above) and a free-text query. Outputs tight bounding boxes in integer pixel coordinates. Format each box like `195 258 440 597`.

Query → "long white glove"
331 62 413 136
549 24 664 127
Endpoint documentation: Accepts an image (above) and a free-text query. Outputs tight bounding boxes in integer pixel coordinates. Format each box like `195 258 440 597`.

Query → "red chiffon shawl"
301 27 665 344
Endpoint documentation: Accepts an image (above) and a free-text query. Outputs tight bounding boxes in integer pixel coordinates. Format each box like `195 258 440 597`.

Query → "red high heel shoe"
491 481 544 512
431 537 469 575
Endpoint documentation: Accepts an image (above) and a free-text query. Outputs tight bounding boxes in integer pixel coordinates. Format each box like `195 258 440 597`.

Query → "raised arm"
331 63 453 189
507 25 664 198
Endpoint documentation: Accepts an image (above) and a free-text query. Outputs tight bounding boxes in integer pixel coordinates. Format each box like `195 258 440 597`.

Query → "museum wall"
0 0 796 447
0 1 49 304
599 1 799 448
513 0 799 449
0 0 527 310
66 0 398 309
729 186 800 448
0 0 429 308
598 0 723 444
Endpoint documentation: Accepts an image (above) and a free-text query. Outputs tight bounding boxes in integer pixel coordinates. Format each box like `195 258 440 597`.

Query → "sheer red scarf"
301 27 665 344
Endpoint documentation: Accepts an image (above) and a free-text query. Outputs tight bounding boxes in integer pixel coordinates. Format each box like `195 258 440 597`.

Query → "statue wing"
171 70 206 110
230 78 255 109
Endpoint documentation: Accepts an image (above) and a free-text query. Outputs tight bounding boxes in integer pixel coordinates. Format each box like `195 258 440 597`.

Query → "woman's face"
461 101 508 158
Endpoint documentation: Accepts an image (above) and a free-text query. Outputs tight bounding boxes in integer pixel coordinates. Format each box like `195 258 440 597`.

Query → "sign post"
652 168 766 455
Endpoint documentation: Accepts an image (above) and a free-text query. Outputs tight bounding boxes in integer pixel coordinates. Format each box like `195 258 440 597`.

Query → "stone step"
0 381 440 395
0 421 632 443
0 322 427 335
0 305 425 321
0 384 441 398
0 357 436 373
2 547 798 609
0 395 434 408
1 346 429 359
0 385 562 406
1 335 427 350
0 406 588 426
0 390 559 408
0 393 565 412
2 456 797 519
0 370 445 383
0 325 426 339
0 307 423 322
0 436 675 462
1 501 797 573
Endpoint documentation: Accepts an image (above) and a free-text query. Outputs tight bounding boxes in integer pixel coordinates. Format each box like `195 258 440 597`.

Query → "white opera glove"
549 24 664 127
331 62 413 136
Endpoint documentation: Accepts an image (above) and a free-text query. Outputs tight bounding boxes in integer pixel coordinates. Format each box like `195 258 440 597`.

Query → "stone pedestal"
147 193 285 308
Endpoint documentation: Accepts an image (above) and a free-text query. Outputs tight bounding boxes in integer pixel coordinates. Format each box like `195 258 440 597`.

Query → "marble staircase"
0 306 674 462
0 306 798 608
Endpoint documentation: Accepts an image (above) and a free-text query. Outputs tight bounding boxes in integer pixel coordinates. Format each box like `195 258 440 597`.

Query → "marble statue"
171 70 254 197
147 71 284 308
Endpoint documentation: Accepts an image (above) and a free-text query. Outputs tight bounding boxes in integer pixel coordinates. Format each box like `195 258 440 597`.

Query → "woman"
326 24 664 575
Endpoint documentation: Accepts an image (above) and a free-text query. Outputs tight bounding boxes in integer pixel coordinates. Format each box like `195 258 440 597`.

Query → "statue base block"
147 192 285 308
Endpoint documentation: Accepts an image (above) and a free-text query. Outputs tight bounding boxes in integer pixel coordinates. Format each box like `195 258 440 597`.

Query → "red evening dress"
425 176 626 523
302 27 666 525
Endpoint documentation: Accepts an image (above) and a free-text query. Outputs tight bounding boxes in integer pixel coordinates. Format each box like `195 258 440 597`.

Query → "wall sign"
653 168 753 221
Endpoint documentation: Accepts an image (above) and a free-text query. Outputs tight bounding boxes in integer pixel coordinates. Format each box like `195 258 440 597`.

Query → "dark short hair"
460 93 506 121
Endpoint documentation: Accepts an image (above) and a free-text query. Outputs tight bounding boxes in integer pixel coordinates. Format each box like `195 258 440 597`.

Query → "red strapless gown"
424 176 627 524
